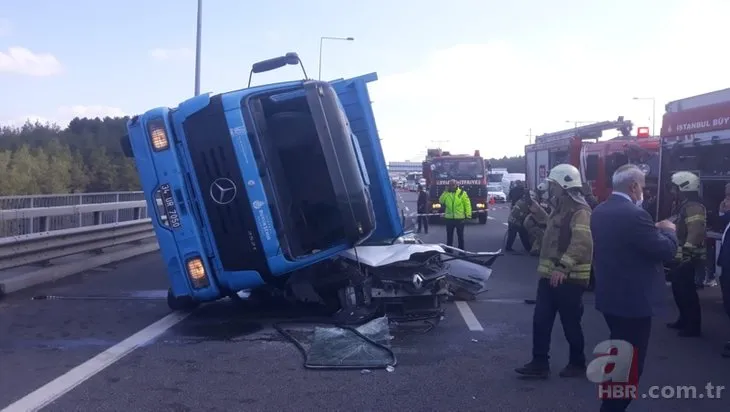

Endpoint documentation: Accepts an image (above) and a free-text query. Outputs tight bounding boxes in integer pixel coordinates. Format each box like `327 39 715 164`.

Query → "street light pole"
318 36 354 81
632 97 656 135
194 0 202 96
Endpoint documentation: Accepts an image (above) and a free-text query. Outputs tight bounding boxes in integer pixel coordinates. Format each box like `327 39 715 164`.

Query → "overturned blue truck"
121 53 500 324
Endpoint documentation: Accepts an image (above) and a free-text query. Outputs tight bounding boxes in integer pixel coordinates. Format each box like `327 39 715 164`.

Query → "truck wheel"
167 288 200 311
478 214 487 224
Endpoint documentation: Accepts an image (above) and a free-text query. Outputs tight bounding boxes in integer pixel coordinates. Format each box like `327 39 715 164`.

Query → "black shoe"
559 363 586 378
505 248 514 252
666 321 684 330
678 329 701 337
721 342 730 358
515 361 550 378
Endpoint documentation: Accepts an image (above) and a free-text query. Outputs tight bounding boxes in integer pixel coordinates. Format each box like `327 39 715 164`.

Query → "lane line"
455 301 484 331
502 222 508 226
2 311 190 412
487 216 495 220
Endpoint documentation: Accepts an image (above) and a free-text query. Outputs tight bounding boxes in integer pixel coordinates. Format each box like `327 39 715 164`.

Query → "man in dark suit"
591 164 679 412
718 212 730 357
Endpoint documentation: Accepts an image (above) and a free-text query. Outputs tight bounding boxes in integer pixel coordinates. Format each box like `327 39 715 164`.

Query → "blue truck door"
331 73 404 243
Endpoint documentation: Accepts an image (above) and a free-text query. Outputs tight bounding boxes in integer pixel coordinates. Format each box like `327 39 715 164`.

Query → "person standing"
523 191 549 256
717 203 730 357
515 164 593 379
416 184 429 234
505 192 533 253
439 179 471 250
509 180 525 207
590 164 679 412
666 171 706 337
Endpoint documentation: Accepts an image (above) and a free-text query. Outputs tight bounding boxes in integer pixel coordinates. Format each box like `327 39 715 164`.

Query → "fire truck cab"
657 88 730 278
525 118 661 210
422 148 489 224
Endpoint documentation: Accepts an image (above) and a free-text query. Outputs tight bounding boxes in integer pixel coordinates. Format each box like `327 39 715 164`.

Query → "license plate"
159 184 182 229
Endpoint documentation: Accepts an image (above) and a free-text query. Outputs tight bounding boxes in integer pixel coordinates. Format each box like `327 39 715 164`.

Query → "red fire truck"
422 148 489 224
657 88 730 278
524 117 660 203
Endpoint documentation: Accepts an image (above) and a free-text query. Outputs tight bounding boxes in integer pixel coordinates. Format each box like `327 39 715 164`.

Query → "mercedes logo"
209 178 237 205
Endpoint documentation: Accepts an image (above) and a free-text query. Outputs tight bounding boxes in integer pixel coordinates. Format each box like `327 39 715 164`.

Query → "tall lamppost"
318 36 354 80
194 0 202 96
633 96 656 136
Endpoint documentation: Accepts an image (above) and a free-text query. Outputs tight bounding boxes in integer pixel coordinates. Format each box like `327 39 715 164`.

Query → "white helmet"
670 171 700 192
536 182 548 192
547 164 582 190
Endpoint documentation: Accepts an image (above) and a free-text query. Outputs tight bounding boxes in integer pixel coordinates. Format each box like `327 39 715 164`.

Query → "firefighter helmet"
670 171 700 192
547 164 582 189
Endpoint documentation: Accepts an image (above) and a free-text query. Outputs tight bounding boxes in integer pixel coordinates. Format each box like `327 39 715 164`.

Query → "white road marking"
455 301 484 331
502 222 509 226
487 216 495 220
2 311 190 412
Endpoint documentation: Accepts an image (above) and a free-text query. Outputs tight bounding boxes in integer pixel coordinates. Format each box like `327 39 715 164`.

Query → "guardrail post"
38 216 49 232
93 211 102 226
115 193 120 223
29 198 34 234
133 207 142 220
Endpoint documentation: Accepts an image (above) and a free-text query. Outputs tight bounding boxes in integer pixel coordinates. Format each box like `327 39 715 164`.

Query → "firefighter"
666 171 706 337
515 164 593 378
523 188 549 256
582 182 599 210
505 191 532 252
509 180 525 206
439 179 471 250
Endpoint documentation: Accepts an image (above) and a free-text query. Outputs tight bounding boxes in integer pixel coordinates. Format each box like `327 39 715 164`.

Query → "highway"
1 192 729 411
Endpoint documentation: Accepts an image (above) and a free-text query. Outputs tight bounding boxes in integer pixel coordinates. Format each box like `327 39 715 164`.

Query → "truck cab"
122 53 402 306
581 129 660 204
524 118 648 200
422 150 489 224
657 88 730 278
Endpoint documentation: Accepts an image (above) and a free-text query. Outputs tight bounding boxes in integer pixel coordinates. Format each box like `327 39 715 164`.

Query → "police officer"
439 179 471 250
506 191 533 252
515 164 593 378
666 171 706 337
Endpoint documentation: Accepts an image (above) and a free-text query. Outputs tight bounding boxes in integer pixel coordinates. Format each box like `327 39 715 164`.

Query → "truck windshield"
487 173 503 183
433 158 483 179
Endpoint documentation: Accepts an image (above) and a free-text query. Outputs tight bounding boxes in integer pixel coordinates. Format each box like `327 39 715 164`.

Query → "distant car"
487 184 506 203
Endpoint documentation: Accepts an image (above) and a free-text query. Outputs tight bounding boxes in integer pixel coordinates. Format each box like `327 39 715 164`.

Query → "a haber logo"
586 340 640 400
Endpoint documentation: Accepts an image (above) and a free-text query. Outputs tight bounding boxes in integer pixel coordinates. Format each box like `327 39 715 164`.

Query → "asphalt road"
1 191 729 411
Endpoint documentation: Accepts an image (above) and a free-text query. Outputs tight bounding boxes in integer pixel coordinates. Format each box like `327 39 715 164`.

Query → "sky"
1 0 728 162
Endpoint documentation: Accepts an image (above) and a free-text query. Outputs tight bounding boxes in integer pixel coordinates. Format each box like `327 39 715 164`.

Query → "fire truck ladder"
534 117 634 183
535 117 634 144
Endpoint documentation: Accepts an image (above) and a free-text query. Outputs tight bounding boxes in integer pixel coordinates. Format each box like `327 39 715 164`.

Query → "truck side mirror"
248 52 308 87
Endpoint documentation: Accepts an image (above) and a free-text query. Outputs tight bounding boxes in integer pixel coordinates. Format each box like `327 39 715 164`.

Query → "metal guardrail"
0 191 155 270
0 191 146 237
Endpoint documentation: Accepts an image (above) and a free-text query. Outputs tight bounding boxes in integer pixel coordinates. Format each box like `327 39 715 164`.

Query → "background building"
387 160 422 176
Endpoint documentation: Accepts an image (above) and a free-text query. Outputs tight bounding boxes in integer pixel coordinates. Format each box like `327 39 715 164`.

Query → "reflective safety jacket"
508 197 531 226
537 197 593 285
675 200 706 263
439 188 472 219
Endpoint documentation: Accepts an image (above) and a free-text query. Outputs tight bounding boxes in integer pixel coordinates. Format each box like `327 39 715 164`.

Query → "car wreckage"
122 52 501 326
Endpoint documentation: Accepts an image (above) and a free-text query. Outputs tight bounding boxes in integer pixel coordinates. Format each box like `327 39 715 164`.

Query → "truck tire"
167 288 200 312
478 214 487 224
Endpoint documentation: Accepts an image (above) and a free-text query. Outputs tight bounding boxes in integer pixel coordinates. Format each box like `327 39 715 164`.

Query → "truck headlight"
147 118 170 151
186 257 209 289
476 203 486 208
432 203 441 209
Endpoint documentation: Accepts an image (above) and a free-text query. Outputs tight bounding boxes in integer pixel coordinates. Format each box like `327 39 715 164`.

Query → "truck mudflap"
303 80 376 245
